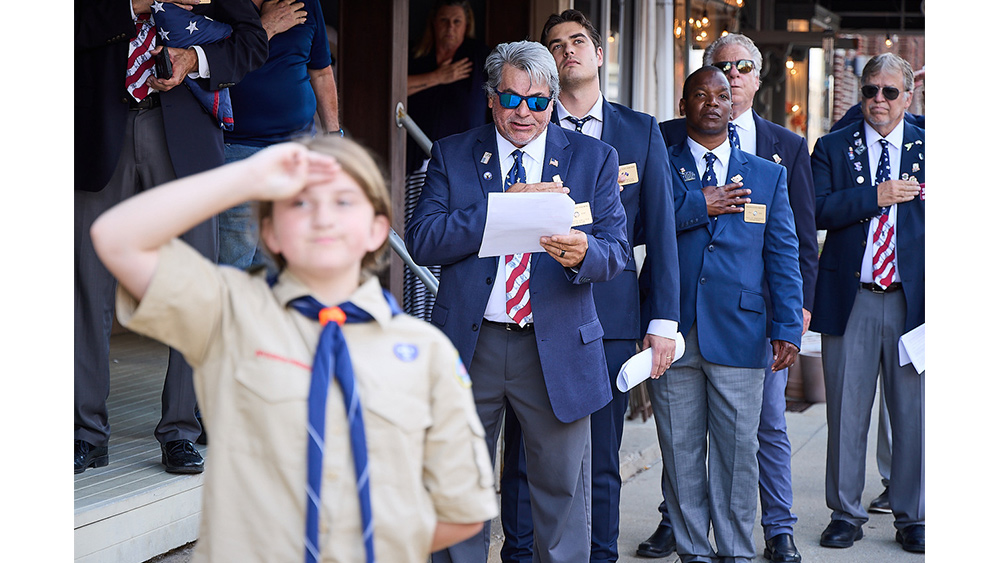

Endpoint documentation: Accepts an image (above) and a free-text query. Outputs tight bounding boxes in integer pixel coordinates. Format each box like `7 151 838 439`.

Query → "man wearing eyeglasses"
405 40 629 563
811 52 925 554
645 33 817 563
495 10 681 563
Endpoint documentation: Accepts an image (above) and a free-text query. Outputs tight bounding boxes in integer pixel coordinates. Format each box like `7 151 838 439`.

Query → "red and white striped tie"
126 14 157 102
871 139 895 289
504 150 532 326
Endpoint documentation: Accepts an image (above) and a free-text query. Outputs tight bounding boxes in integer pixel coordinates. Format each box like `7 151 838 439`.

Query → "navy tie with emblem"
728 122 741 149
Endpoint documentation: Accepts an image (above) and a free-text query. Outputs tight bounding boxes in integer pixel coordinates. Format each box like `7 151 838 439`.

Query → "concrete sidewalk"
611 399 925 563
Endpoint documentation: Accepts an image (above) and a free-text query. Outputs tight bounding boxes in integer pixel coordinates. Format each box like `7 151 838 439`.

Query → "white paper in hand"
478 192 575 257
616 332 686 392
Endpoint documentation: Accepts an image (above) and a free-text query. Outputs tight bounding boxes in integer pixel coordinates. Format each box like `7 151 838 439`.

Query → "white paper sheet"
478 192 576 257
898 323 925 374
616 333 686 392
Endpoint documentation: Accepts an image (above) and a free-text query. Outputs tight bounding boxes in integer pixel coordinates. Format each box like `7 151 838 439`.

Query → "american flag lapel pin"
481 152 492 165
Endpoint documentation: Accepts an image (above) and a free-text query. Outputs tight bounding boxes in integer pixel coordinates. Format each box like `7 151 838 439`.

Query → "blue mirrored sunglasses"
494 89 552 112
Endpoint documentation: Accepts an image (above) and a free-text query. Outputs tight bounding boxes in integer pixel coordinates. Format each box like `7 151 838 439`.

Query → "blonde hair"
414 1 475 59
258 136 392 276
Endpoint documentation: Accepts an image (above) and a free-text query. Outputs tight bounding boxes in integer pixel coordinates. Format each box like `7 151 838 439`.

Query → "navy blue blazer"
810 121 925 336
554 101 680 341
404 123 630 422
667 140 803 368
659 112 818 313
74 0 268 192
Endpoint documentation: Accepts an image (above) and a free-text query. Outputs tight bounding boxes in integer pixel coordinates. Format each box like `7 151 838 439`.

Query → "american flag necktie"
286 290 402 563
871 139 895 289
126 13 157 102
566 115 593 133
728 122 741 149
504 150 532 326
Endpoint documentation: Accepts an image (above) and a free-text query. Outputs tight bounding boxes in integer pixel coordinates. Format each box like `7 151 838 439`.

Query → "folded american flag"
152 1 235 131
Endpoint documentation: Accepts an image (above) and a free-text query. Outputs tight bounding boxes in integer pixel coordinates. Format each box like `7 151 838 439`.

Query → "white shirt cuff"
189 45 210 78
646 319 678 339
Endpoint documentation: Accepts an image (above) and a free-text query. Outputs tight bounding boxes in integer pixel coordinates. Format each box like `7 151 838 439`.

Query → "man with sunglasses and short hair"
647 33 817 562
405 40 629 563
811 52 925 554
496 10 681 563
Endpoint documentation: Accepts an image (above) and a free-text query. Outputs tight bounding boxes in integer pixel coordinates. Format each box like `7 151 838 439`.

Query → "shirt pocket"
364 392 434 491
228 355 311 457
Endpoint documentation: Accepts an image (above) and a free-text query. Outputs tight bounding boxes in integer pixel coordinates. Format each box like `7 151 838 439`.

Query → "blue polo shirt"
225 0 332 146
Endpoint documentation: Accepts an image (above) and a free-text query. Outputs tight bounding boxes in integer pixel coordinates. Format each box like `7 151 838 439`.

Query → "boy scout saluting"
91 137 497 563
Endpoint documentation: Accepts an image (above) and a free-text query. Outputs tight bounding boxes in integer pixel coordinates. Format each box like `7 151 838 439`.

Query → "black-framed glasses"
494 89 552 112
711 59 755 74
860 84 902 100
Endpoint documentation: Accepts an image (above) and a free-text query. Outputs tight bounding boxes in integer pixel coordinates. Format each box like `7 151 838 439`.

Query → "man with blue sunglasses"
406 39 629 563
498 10 681 563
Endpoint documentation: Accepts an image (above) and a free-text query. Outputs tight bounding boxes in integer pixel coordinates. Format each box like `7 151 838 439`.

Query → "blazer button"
472 323 479 331
486 276 493 285
708 244 715 252
854 272 861 278
700 277 707 285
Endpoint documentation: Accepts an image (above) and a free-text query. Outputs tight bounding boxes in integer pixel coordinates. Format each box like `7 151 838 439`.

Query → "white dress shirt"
555 95 604 139
483 128 549 322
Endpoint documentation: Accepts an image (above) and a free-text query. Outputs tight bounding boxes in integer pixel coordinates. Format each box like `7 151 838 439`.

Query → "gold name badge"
572 202 594 227
618 162 639 186
744 203 766 224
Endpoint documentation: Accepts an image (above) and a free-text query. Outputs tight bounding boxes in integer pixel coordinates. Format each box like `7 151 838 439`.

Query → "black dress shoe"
895 524 925 553
819 519 863 548
636 525 676 558
868 487 891 514
764 533 801 562
75 440 109 474
161 439 205 474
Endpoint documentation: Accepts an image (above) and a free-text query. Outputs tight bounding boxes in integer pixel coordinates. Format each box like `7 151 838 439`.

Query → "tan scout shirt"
117 239 497 563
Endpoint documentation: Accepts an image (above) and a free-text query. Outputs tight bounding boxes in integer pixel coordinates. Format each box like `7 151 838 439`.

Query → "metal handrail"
396 102 433 158
388 228 437 296
391 102 438 296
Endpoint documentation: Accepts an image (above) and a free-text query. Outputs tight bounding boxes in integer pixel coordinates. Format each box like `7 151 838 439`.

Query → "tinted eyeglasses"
711 59 755 74
494 89 552 112
860 85 903 101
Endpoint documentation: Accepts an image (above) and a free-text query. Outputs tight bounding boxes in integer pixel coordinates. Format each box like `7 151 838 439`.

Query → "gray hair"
483 41 560 100
861 53 914 92
703 33 762 79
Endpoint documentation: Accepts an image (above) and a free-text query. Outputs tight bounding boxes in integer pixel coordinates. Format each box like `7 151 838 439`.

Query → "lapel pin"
856 175 865 184
905 142 913 151
483 171 492 180
854 162 863 171
915 139 922 145
549 158 559 167
918 153 924 161
853 131 860 138
481 152 492 165
912 163 920 172
902 173 910 181
772 154 781 164
731 174 743 183
856 144 866 155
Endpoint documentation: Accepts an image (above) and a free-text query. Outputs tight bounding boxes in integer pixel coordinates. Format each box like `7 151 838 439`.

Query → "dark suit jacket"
810 121 925 336
74 0 267 192
659 112 818 313
553 101 680 341
404 123 629 422
668 141 803 368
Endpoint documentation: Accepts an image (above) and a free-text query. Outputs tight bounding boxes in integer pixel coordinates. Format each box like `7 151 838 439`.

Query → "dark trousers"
500 339 633 562
74 106 215 447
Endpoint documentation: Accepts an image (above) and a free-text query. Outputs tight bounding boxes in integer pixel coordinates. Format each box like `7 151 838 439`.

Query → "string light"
885 34 893 47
